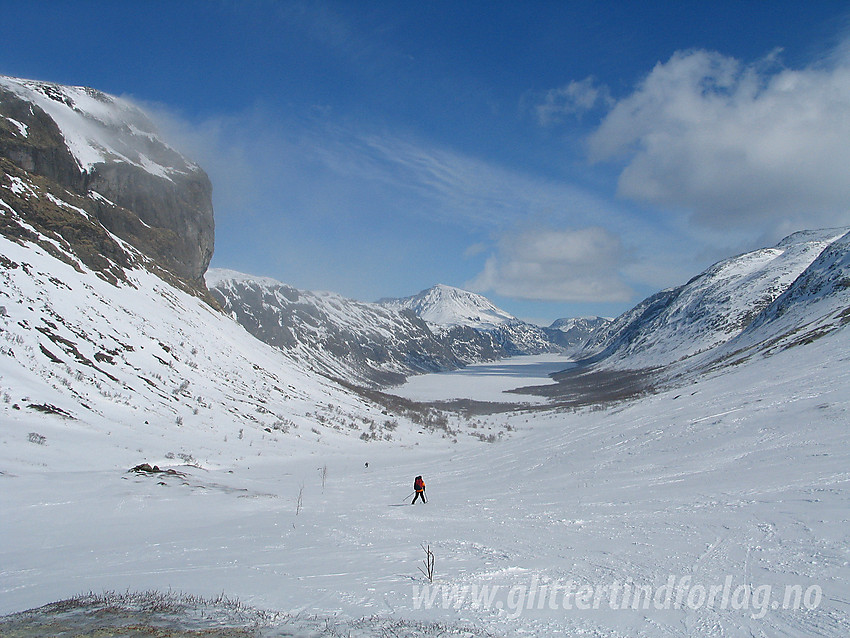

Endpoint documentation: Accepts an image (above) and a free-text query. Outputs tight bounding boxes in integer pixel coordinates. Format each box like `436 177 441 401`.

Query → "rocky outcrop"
0 77 214 285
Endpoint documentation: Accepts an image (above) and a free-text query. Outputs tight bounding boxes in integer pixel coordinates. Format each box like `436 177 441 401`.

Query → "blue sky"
3 1 850 324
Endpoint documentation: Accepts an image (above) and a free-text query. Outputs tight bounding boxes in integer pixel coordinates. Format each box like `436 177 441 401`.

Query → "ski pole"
402 491 415 502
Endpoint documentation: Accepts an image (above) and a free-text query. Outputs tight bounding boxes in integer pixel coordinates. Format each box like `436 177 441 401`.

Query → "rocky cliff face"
0 76 213 285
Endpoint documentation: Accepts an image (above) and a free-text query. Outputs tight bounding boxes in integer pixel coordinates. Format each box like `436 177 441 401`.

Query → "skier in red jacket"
412 475 426 504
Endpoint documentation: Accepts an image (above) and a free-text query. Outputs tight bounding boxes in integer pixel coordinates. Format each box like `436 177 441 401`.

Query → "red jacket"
414 477 425 492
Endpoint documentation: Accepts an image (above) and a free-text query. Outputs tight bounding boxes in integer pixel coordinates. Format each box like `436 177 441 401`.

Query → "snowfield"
3 296 849 635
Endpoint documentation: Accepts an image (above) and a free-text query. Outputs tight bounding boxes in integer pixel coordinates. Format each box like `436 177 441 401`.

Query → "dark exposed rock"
129 463 186 476
27 403 74 418
0 86 85 191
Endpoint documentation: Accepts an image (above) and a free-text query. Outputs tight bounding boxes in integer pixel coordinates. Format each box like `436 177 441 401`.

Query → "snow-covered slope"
0 231 439 472
580 228 849 370
3 300 848 637
379 284 562 359
0 172 481 476
749 229 850 332
693 228 850 373
208 273 563 387
379 284 515 330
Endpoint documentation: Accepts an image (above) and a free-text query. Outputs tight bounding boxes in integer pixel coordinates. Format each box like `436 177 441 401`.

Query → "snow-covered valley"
3 328 849 636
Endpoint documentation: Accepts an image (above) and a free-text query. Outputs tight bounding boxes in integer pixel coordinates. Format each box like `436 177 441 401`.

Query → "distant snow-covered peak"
379 283 516 330
0 75 198 180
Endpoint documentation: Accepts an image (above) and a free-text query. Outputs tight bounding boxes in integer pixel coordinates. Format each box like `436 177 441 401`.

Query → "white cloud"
534 77 612 126
467 226 633 302
587 47 850 232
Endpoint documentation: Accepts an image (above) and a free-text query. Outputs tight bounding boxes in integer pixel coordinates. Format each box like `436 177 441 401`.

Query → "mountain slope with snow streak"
687 229 850 376
0 75 196 179
579 228 849 370
0 186 471 477
379 284 562 358
208 272 565 388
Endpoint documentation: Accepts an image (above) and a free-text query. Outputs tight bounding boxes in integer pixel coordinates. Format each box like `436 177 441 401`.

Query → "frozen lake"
389 353 574 404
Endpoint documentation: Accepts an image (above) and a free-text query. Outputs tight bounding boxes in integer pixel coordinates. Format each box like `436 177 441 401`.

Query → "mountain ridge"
208 273 573 387
4 74 850 417
577 227 850 372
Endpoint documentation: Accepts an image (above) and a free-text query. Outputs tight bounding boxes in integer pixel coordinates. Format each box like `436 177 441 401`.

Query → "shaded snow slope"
581 228 849 370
